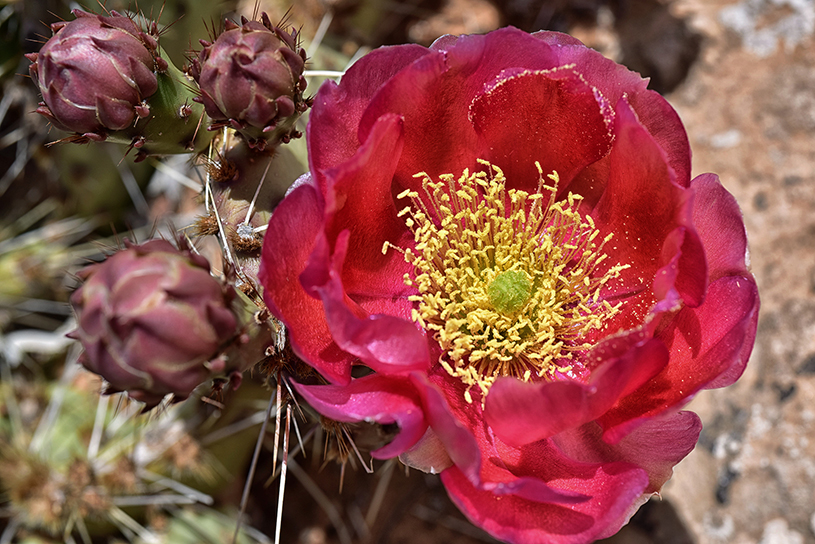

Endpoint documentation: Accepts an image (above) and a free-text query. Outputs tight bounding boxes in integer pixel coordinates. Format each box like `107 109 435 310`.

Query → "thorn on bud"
179 103 193 118
228 370 243 391
205 356 227 374
139 32 159 51
134 102 150 118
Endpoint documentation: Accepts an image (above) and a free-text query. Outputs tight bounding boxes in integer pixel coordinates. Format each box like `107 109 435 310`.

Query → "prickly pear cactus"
0 359 269 543
7 4 399 543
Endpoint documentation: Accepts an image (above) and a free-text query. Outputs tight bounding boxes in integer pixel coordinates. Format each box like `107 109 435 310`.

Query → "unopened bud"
191 13 309 150
69 239 239 407
27 10 162 142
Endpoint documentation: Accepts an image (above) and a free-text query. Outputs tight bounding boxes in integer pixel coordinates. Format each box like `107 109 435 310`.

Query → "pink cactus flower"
258 28 759 543
69 240 239 407
27 10 161 141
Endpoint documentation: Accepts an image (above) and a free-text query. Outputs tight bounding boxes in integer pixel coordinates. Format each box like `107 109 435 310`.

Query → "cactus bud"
26 9 162 142
27 9 212 158
68 239 239 407
190 13 309 150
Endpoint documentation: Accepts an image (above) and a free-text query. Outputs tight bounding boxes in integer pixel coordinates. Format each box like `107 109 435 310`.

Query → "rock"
759 519 804 544
661 0 815 542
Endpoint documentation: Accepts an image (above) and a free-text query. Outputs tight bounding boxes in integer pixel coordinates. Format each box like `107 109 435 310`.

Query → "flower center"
488 270 532 315
387 160 628 403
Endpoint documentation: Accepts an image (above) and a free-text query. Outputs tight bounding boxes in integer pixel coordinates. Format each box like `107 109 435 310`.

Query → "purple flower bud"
191 13 308 148
69 239 239 407
26 10 161 141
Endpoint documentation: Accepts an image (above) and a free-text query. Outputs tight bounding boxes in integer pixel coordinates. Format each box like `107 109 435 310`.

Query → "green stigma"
488 270 532 315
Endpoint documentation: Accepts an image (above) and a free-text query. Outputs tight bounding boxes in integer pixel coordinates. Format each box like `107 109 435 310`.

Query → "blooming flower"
258 28 759 543
69 239 239 407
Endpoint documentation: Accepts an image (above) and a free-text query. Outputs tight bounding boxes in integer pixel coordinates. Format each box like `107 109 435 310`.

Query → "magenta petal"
259 181 353 385
599 274 759 440
469 66 613 190
308 44 431 191
412 372 588 505
599 175 759 442
653 224 707 309
294 114 430 375
595 97 679 293
409 372 482 483
321 113 415 305
546 41 691 185
691 275 759 389
690 173 751 280
306 230 430 374
627 90 692 187
293 375 427 458
554 411 702 494
441 460 648 544
357 50 483 186
430 27 562 83
359 28 578 191
475 449 589 505
485 338 668 446
594 98 705 328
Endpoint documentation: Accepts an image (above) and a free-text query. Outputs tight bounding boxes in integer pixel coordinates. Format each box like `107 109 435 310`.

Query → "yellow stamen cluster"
384 160 628 402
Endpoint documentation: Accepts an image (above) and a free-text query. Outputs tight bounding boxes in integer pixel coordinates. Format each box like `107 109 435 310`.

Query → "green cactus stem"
195 134 307 289
106 52 214 161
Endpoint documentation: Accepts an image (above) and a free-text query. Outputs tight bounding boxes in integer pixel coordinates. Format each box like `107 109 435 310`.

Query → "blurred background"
1 0 812 542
